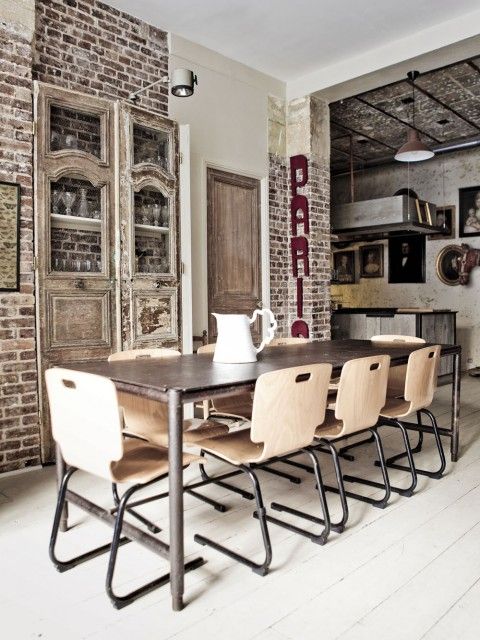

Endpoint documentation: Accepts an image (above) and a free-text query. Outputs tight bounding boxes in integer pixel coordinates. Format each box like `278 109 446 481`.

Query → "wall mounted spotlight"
128 68 198 102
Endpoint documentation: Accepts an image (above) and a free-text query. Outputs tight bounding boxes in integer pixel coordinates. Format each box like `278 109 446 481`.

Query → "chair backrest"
404 345 441 411
269 337 312 347
197 342 216 355
197 343 252 418
45 368 123 480
250 363 332 461
335 355 390 436
371 335 425 397
108 348 181 437
371 334 425 344
108 347 181 362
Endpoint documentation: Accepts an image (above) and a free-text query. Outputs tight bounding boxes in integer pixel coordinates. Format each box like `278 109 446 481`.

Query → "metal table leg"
451 351 461 462
168 389 184 611
56 442 69 532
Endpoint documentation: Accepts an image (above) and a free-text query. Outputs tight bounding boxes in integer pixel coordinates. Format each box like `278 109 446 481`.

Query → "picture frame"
428 205 456 241
359 244 384 278
459 186 480 238
436 244 464 286
332 250 355 285
0 181 21 292
388 234 426 284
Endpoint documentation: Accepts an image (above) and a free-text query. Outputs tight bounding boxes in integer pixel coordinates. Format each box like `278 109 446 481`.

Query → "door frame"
202 159 270 339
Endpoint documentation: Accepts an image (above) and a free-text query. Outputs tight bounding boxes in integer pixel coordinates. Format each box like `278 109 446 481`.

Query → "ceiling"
106 0 480 81
330 57 480 174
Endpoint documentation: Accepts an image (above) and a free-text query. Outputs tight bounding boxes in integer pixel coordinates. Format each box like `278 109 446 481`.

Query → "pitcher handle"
250 309 277 354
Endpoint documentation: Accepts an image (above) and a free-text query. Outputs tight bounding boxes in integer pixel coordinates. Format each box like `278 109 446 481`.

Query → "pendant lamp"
395 71 434 162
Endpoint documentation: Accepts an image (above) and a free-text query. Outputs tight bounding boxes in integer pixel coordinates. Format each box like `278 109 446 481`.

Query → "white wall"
168 34 285 336
331 146 480 368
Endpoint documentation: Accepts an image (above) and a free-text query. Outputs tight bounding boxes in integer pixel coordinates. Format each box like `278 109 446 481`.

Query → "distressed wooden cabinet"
34 84 180 462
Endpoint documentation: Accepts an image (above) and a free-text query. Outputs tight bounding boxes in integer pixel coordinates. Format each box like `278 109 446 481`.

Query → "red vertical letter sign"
290 155 308 197
291 236 310 278
291 195 310 236
289 155 310 339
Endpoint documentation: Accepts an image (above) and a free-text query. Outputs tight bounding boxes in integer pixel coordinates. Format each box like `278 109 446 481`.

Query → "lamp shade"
395 129 434 162
171 68 197 97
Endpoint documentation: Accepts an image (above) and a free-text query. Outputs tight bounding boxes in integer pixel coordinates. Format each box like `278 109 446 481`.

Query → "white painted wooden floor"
1 375 479 640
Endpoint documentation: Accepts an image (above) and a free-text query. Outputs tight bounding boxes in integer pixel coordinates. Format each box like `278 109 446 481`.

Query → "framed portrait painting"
459 187 480 238
0 181 21 292
359 244 383 278
332 250 355 284
428 205 456 241
388 235 426 284
436 244 463 286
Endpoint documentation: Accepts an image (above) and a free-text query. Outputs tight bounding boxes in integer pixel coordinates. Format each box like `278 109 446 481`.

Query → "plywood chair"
339 335 426 461
45 368 203 609
375 345 446 479
108 347 231 513
310 355 393 523
194 363 333 575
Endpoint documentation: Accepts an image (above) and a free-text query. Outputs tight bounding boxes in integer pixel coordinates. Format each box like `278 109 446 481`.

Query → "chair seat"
314 410 344 439
210 394 253 421
110 438 199 484
380 397 412 419
124 418 229 447
197 429 263 465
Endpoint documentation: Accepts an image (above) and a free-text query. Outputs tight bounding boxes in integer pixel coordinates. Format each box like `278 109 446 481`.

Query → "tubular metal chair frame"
194 363 334 574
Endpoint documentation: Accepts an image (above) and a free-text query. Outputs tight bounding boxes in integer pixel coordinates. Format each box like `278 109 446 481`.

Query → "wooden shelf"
51 213 101 232
135 223 169 237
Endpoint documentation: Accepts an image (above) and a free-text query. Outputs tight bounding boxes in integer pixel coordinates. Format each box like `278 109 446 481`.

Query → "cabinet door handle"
154 280 162 289
74 279 86 290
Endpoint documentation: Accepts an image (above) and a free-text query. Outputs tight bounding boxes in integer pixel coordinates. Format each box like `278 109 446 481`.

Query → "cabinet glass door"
133 186 171 275
133 123 171 173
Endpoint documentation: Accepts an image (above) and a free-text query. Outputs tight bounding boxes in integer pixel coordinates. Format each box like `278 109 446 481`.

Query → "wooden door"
34 83 118 463
119 104 181 350
207 168 261 339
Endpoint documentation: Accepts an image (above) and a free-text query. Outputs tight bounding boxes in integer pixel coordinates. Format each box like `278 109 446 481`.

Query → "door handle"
256 300 263 310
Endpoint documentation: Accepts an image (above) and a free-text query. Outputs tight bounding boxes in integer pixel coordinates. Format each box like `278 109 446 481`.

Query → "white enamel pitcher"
212 309 278 363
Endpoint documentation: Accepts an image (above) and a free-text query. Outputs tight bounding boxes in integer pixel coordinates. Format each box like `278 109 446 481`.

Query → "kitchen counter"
331 308 457 375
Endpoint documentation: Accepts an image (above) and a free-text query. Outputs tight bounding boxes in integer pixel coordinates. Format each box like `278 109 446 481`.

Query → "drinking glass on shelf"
52 189 63 215
77 188 90 218
64 191 76 216
152 204 161 227
142 207 149 225
161 205 168 227
85 259 91 272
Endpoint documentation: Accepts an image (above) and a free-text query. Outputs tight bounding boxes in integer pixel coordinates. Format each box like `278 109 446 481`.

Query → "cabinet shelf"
51 213 101 231
135 223 170 236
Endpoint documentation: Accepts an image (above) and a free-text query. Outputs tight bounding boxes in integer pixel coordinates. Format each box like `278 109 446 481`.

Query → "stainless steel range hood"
331 195 441 243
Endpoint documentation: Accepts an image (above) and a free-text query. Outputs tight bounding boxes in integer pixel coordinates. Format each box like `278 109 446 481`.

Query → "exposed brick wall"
0 0 171 473
268 153 291 337
0 19 40 472
34 0 169 116
268 153 331 340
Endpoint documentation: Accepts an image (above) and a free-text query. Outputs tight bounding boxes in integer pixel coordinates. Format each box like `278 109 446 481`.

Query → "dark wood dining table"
62 338 461 611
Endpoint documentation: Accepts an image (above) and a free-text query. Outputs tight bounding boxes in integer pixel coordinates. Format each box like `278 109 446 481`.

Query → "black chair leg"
384 411 424 465
106 482 205 609
199 450 254 501
318 439 349 531
195 465 272 576
260 464 302 484
267 448 332 544
338 433 375 462
50 468 130 573
334 429 392 509
111 483 161 534
368 419 418 497
383 409 446 479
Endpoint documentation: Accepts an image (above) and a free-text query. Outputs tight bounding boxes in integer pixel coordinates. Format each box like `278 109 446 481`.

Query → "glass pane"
134 187 170 274
133 124 170 171
50 105 102 158
50 177 102 274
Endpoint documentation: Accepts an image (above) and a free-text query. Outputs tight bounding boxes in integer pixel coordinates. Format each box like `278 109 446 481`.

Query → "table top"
66 339 460 401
